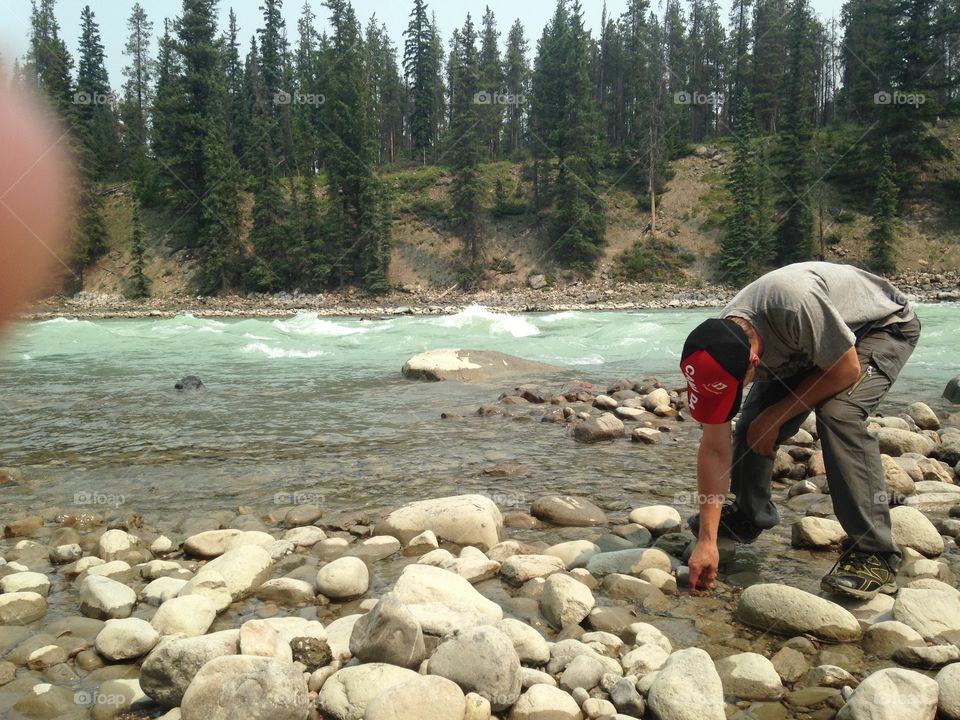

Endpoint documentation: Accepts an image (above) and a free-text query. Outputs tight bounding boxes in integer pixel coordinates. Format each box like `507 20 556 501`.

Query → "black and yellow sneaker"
820 551 898 600
687 503 764 544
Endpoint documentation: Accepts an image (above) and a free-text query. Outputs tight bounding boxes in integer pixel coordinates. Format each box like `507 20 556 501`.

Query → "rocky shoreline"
20 269 960 321
0 392 959 719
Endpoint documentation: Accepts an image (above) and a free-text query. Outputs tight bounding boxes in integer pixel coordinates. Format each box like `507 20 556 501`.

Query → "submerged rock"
175 375 205 390
736 584 862 642
402 349 562 382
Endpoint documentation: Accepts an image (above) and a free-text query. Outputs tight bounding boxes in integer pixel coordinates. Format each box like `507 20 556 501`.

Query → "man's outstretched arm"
747 347 861 456
688 422 732 591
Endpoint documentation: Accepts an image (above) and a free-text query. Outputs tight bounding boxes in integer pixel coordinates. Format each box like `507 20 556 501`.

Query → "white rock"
540 573 596 630
544 541 599 570
316 557 369 600
628 506 681 535
49 544 82 564
151 535 175 554
891 505 945 557
407 601 489 637
893 587 960 643
97 529 139 560
152 595 218 637
0 571 50 597
180 545 273 601
255 578 316 606
364 675 466 720
627 623 673 654
282 526 327 548
559 653 606 691
183 529 242 559
318 663 419 720
585 548 672 577
791 517 846 548
95 617 160 660
639 568 677 594
737 583 862 642
79 575 137 619
907 402 940 431
648 648 725 720
937 662 960 720
621 644 669 676
428 626 522 711
86 560 134 580
239 618 292 662
140 559 191 581
406 529 439 550
501 554 565 586
715 652 783 700
179 655 310 720
374 494 503 550
140 630 241 708
496 618 550 666
0 591 48 624
325 614 361 660
507 684 582 720
141 577 189 606
178 570 232 612
836 667 938 720
393 564 503 623
349 593 425 668
224 530 276 553
862 620 926 656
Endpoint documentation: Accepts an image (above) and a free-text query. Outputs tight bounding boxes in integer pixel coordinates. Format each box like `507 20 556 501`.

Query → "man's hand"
688 540 720 591
746 405 785 456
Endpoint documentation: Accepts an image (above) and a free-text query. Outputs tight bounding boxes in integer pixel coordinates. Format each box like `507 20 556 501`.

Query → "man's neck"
731 316 763 357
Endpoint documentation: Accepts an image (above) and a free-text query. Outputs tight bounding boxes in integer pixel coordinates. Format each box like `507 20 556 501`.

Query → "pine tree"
246 38 294 291
531 0 606 271
720 88 760 284
25 0 75 119
478 7 503 159
224 9 247 160
366 17 404 164
868 140 898 274
774 0 817 264
323 0 391 292
449 14 485 283
751 0 789 132
125 206 151 299
119 3 154 198
173 0 245 292
76 6 118 179
503 20 529 155
403 0 439 161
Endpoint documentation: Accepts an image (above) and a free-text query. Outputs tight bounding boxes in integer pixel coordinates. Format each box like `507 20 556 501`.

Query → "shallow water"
1 303 957 566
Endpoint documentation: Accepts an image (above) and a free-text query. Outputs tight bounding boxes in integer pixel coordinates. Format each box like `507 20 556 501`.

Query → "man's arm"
688 422 732 591
746 346 861 456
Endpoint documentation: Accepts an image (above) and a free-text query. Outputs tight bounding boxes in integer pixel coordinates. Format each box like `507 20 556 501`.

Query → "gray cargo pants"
730 316 921 565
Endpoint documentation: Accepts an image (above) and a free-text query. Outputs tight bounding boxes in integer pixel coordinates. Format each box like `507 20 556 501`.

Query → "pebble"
95 617 160 660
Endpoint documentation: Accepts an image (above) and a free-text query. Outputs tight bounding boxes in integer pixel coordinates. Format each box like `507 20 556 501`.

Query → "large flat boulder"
402 349 562 382
375 494 502 550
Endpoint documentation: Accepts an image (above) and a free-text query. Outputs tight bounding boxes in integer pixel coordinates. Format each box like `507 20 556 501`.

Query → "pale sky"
0 0 844 91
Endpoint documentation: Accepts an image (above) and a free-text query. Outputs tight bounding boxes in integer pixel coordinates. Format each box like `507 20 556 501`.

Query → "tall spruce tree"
720 88 761 283
323 0 391 291
76 6 118 178
774 0 817 264
503 20 529 155
751 0 789 132
124 206 151 298
403 0 439 160
868 140 898 273
449 14 485 282
366 17 404 165
531 0 606 271
119 3 154 194
171 0 245 292
478 7 503 159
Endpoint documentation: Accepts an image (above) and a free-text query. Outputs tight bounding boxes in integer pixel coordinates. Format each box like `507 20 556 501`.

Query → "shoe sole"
819 579 898 600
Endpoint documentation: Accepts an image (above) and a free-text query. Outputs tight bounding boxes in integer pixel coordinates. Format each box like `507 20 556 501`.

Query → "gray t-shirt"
721 262 912 380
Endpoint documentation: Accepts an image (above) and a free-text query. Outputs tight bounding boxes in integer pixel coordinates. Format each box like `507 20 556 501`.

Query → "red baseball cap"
680 319 752 424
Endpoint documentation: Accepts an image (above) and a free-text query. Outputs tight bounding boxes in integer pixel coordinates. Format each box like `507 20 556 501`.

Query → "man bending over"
681 262 920 599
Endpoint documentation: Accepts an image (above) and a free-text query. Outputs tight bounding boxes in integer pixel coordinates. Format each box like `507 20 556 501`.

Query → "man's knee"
817 396 867 429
